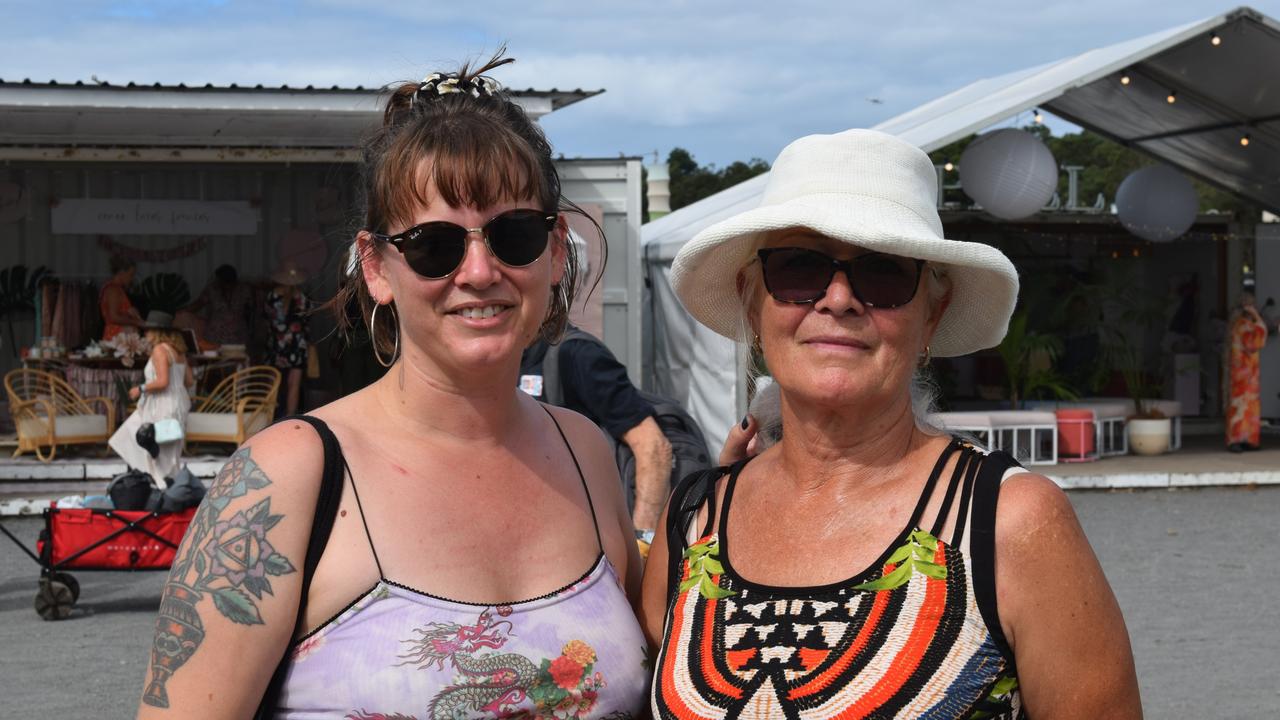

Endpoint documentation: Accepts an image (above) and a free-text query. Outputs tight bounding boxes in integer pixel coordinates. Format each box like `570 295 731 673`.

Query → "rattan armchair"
186 365 281 446
4 368 116 461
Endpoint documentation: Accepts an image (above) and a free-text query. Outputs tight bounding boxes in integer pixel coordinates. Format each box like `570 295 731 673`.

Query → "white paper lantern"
958 128 1058 220
1115 165 1198 242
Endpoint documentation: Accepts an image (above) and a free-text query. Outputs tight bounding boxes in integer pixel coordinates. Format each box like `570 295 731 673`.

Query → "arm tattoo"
143 447 297 708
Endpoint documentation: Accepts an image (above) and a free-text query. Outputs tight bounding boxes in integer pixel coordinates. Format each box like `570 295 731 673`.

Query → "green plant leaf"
916 562 948 580
853 561 913 592
212 586 263 625
699 576 736 599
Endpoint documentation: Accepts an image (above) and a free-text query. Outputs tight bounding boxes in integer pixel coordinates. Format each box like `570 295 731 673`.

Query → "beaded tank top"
652 439 1025 720
273 412 649 719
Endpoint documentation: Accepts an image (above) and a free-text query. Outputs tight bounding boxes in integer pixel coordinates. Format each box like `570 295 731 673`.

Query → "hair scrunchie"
413 72 501 105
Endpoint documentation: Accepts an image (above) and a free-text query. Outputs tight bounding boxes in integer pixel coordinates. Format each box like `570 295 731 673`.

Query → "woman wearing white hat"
640 130 1140 718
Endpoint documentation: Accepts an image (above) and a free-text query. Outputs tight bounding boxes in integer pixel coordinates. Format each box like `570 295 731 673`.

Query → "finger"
719 414 759 465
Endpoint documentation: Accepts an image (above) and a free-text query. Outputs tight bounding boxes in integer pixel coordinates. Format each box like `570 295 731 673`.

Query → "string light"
1033 108 1044 124
1241 134 1251 147
943 161 955 172
1166 90 1177 104
1211 33 1222 46
1120 74 1131 86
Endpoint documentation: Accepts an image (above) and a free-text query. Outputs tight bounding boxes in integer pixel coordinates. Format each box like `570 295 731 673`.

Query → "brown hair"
331 49 600 358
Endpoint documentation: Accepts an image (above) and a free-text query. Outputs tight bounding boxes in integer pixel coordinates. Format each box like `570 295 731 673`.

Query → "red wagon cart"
0 506 196 620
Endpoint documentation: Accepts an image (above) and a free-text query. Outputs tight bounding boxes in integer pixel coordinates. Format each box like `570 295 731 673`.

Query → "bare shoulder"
538 402 620 483
994 471 1078 536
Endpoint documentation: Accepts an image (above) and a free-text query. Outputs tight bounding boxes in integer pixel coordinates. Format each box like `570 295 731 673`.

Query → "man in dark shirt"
520 326 673 535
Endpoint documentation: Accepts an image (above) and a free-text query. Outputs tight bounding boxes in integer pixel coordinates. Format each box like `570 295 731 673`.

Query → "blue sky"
3 1 1276 167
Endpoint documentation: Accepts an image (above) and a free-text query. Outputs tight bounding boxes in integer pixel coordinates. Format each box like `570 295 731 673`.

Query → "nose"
451 231 501 289
814 266 867 316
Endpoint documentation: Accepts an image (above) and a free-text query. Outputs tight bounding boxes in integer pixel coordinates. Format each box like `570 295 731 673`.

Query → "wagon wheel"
50 572 80 603
34 578 74 620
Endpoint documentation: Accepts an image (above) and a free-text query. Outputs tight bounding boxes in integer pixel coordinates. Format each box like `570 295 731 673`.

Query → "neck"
773 389 925 493
370 346 526 443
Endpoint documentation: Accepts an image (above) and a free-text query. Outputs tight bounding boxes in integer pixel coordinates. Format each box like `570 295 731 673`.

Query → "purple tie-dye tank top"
272 411 649 719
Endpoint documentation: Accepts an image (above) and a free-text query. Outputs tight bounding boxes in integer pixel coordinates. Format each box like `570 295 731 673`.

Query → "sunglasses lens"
401 224 467 279
853 253 920 307
486 210 551 267
761 248 832 302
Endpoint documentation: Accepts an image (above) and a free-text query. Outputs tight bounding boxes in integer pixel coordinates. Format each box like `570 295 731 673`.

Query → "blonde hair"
145 329 188 354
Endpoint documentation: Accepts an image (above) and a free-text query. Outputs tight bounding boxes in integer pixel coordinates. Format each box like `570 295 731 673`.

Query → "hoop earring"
918 345 931 368
369 302 400 368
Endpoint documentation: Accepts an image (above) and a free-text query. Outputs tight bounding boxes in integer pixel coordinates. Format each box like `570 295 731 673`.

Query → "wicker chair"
4 368 116 462
186 366 281 446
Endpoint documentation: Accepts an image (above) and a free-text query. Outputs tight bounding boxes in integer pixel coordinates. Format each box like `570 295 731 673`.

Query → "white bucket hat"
670 129 1020 357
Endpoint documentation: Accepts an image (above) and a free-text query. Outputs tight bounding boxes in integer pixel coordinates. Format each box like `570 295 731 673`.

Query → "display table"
22 355 248 422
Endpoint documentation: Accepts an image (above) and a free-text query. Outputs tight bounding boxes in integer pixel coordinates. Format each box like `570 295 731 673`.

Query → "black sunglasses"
371 208 556 279
756 247 925 307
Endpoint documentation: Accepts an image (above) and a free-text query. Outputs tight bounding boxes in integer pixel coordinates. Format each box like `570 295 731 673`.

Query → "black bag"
135 422 160 459
156 465 206 513
543 327 712 511
107 470 157 511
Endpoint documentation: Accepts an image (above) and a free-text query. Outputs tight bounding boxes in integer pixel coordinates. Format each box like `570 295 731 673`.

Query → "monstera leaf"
0 264 51 355
137 273 191 315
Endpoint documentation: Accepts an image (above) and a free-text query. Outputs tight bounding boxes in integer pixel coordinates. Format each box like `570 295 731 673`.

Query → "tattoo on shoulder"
143 447 298 709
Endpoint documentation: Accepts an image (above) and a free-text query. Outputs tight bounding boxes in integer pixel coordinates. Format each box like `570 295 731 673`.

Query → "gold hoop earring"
370 302 400 368
918 345 931 368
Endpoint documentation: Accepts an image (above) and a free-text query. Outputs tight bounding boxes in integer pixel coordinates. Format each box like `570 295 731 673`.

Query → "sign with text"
51 199 259 235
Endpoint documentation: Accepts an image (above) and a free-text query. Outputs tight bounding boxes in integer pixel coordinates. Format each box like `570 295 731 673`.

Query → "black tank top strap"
341 452 384 579
968 448 1023 666
927 442 977 539
254 414 346 720
949 443 984 546
905 436 965 530
541 405 604 554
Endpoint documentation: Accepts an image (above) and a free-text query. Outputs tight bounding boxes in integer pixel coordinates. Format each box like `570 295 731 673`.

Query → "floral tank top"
273 412 648 719
652 439 1025 720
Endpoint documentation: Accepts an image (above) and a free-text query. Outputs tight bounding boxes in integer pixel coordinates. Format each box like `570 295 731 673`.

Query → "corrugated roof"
0 79 603 150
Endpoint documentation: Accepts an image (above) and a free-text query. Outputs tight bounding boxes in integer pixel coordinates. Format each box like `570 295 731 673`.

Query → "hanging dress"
1226 311 1269 447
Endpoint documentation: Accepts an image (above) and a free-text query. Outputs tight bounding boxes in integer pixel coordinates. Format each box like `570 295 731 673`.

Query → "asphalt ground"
1 485 1278 718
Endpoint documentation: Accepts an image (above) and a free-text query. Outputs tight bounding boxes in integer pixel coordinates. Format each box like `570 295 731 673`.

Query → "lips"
802 335 871 349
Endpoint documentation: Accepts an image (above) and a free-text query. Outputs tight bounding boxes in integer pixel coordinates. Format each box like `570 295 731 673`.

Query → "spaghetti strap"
905 437 963 530
342 454 385 579
541 405 605 554
927 444 974 539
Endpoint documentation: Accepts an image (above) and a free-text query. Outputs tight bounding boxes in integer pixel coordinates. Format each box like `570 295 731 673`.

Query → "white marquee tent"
642 6 1280 454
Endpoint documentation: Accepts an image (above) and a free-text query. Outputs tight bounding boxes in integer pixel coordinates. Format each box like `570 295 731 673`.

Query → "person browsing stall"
137 53 647 719
640 130 1141 719
521 324 674 534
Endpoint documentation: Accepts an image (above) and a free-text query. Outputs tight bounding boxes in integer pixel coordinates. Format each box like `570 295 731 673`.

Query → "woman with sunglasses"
138 53 647 719
639 130 1141 719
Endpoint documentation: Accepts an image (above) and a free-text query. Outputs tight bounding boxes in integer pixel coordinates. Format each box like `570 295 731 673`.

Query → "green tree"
667 148 769 211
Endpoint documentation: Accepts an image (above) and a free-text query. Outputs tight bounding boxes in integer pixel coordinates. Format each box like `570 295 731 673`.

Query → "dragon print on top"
397 609 610 719
270 411 648 719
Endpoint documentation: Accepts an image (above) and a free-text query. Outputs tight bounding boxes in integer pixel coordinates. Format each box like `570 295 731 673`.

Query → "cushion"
985 410 1058 426
18 414 109 439
930 412 992 429
187 412 238 437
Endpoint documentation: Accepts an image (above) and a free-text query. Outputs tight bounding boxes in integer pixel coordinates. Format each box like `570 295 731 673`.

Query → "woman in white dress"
108 314 196 487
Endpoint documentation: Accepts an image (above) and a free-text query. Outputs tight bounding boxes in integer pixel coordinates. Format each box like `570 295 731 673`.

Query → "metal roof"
0 79 602 151
644 5 1280 253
